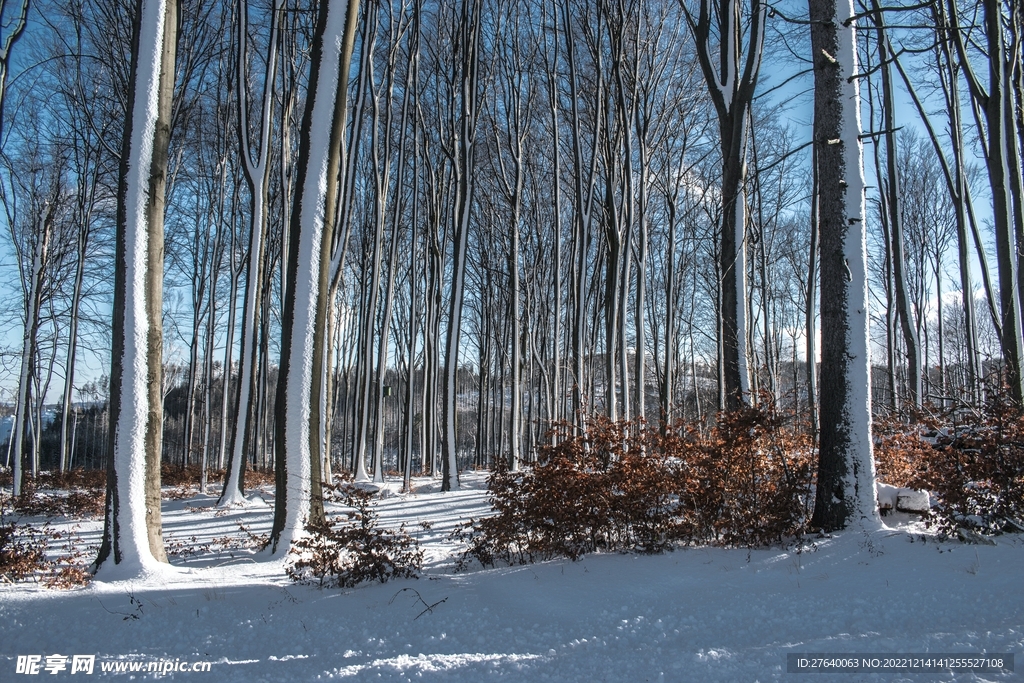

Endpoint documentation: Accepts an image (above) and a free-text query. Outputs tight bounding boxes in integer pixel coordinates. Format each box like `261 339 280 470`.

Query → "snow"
3 471 1021 681
876 482 899 511
876 482 931 514
896 488 930 513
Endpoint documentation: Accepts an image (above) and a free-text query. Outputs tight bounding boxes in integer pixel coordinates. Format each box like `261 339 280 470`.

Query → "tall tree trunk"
371 13 416 484
0 0 28 136
60 155 101 473
681 0 764 410
870 1 920 412
11 203 52 496
95 0 173 573
145 0 176 565
948 0 1024 403
441 0 483 492
891 20 987 402
270 0 360 552
218 0 278 506
806 140 819 437
807 0 879 532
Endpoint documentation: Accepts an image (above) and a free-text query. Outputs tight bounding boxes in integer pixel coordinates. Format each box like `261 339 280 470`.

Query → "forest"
0 0 1022 574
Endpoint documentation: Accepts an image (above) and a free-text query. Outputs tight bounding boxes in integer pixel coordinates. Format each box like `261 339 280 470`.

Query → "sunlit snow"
2 471 1020 681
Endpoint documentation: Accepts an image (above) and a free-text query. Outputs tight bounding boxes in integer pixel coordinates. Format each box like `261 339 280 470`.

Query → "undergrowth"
874 392 1024 537
455 402 813 569
0 493 91 587
287 487 422 588
12 484 104 519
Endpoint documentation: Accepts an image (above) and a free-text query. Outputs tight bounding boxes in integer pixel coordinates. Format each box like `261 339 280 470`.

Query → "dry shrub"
0 496 89 587
65 489 105 518
165 534 203 560
675 406 813 547
41 528 92 589
36 469 106 490
162 485 197 500
879 394 1024 537
160 464 225 488
0 518 48 582
237 520 269 549
244 468 275 488
456 403 813 568
2 469 105 495
12 484 61 516
45 564 91 589
6 475 105 518
287 487 422 588
166 521 267 561
873 415 936 488
455 418 677 567
14 489 105 519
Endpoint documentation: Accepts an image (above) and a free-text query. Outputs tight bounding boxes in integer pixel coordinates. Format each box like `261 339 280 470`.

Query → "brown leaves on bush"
875 393 1024 537
160 464 223 488
0 502 90 588
287 487 423 588
157 465 273 496
35 470 106 490
244 468 275 489
11 484 105 520
455 403 813 568
454 418 677 567
873 415 935 489
0 519 48 583
674 406 813 547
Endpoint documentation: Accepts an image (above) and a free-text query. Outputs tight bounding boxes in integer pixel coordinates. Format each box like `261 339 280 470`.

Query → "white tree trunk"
95 0 168 575
271 0 358 551
836 0 878 527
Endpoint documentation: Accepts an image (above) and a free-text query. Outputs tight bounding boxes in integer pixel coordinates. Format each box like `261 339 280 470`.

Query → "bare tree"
807 0 879 531
866 0 920 411
270 0 359 552
219 0 281 507
94 0 175 573
947 0 1024 402
0 0 28 136
440 0 483 491
680 0 765 410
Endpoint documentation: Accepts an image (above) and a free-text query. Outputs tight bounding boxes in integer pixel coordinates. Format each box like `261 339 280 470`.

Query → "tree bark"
95 0 172 573
270 0 360 551
807 0 879 532
681 0 765 410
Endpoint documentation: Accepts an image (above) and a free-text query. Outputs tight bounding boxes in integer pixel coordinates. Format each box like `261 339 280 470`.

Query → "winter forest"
0 0 1022 678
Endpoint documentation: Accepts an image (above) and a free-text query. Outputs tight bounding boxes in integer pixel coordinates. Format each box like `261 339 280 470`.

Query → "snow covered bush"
890 395 1024 537
287 487 422 588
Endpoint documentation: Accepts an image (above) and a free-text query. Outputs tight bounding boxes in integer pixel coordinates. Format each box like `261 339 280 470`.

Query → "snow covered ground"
2 471 1021 681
